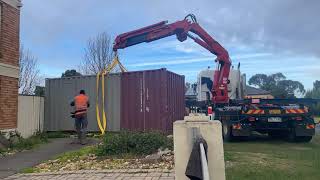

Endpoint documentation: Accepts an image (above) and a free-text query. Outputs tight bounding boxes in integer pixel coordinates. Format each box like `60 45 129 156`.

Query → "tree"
80 32 114 75
313 80 320 90
61 69 82 77
19 46 41 95
249 73 305 98
34 86 45 96
305 81 320 116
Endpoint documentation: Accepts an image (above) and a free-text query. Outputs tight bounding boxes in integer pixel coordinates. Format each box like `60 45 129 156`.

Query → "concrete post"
174 115 226 180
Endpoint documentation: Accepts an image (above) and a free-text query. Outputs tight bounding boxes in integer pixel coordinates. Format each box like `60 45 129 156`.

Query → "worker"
70 90 90 145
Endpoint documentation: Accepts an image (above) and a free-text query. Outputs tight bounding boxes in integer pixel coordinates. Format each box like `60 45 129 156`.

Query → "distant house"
245 85 274 99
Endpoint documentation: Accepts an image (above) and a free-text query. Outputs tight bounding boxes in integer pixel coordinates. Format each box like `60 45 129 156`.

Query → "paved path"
4 169 175 180
0 138 98 179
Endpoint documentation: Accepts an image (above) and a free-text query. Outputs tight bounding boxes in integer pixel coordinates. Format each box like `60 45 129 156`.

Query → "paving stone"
4 169 175 179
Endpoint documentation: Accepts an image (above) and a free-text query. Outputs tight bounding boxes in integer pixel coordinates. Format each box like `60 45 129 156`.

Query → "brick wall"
0 2 20 66
0 75 18 129
0 1 20 130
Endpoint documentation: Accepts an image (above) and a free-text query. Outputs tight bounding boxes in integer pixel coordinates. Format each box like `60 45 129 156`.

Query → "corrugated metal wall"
45 74 121 131
121 69 185 133
17 95 44 138
44 69 185 133
166 71 185 133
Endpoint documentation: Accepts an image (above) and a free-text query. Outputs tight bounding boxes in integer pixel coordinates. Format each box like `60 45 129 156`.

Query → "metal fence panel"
17 95 44 138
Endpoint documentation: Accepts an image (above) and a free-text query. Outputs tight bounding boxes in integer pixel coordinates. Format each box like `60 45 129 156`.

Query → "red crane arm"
113 14 231 104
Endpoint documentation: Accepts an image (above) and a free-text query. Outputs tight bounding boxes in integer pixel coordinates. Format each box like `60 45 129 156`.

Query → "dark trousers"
75 115 88 142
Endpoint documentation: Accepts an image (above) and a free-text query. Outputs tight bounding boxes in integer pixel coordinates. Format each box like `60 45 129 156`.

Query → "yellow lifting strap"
95 55 127 135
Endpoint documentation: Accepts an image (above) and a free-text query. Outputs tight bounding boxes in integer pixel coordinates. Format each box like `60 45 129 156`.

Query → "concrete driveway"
0 138 98 179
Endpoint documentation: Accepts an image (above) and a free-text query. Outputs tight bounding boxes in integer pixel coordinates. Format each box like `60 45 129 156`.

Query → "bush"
96 131 172 156
10 132 48 150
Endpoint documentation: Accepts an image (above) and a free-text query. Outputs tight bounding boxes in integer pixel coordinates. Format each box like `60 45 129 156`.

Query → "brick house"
0 0 22 131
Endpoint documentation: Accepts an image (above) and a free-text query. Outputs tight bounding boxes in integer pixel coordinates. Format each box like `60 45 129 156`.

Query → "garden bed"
24 132 174 173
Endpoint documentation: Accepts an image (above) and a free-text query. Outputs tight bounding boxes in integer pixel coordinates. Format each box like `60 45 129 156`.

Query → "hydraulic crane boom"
113 14 231 104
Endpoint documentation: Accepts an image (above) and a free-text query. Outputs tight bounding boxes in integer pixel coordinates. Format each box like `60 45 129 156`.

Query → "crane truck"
113 14 317 142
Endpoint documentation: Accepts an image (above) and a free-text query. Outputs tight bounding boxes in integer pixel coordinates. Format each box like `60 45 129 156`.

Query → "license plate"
269 109 281 114
268 117 282 122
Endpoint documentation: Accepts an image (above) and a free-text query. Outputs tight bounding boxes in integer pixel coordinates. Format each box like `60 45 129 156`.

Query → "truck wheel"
288 129 312 142
296 136 312 142
288 128 297 142
222 119 233 142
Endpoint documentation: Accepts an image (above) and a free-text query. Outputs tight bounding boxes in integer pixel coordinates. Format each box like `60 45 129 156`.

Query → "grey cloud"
132 0 320 57
22 0 320 57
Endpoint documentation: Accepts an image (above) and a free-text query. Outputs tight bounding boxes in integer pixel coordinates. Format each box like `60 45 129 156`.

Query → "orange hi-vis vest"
74 94 89 117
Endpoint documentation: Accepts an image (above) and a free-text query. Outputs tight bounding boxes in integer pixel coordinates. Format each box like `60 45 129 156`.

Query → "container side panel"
45 74 121 132
166 71 185 133
74 76 97 131
121 72 145 131
59 78 77 131
120 69 185 133
144 70 163 132
105 74 121 131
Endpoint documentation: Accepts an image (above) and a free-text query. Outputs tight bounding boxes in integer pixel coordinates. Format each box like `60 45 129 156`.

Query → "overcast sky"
21 0 320 89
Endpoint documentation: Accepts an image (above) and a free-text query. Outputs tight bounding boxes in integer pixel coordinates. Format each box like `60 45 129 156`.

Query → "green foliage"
0 132 49 156
56 146 96 163
10 132 48 150
313 80 320 90
96 132 172 156
34 86 45 96
21 167 36 174
305 81 320 115
61 69 82 77
249 73 305 98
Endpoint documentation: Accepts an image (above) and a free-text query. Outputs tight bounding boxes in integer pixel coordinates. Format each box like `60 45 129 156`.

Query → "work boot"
80 132 87 145
73 131 81 144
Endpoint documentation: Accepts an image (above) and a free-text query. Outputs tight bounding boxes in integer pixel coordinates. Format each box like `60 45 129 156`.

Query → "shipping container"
44 74 121 131
121 68 185 133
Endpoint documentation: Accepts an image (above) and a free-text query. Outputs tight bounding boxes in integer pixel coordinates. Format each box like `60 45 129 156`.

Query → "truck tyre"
222 118 233 142
288 128 297 142
288 129 312 142
297 136 312 142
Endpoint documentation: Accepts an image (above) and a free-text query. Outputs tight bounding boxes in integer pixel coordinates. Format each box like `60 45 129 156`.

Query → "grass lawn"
224 134 320 180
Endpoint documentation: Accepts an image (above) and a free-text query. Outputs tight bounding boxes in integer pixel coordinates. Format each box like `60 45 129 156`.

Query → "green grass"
21 167 36 174
224 135 320 180
54 145 96 163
